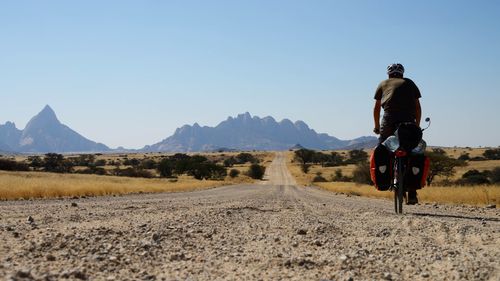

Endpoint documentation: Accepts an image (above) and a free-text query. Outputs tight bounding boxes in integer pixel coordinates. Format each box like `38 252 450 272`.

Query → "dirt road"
1 153 499 280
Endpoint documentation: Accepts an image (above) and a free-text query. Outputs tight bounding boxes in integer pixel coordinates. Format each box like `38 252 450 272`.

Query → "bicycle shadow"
409 212 500 223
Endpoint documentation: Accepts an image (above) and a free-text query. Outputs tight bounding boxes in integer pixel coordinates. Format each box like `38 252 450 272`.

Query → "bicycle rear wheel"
394 158 405 214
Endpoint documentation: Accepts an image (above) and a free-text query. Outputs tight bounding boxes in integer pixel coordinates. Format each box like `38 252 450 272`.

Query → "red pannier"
370 144 393 191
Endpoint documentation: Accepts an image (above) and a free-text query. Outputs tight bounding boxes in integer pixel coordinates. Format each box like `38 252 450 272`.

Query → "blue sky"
1 0 499 148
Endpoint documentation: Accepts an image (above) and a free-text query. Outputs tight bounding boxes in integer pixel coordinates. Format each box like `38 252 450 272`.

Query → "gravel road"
1 153 499 281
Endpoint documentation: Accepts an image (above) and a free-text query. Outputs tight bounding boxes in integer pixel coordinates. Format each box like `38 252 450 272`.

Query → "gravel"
0 153 498 280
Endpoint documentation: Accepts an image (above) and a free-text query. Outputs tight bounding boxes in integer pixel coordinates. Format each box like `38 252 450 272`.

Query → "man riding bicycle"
373 63 422 204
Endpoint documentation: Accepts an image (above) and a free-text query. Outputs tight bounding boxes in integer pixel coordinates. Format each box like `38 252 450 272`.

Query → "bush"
247 164 266 180
352 161 372 185
490 167 500 184
457 153 470 161
483 148 500 160
77 167 107 175
43 153 73 173
426 149 466 185
114 167 154 178
300 163 311 174
345 150 369 164
456 169 490 185
157 158 174 177
331 169 351 182
229 169 240 178
235 153 258 164
312 172 327 182
0 158 30 171
94 159 107 167
188 162 227 180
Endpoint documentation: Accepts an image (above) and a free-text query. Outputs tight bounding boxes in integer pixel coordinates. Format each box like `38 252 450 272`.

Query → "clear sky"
1 0 499 149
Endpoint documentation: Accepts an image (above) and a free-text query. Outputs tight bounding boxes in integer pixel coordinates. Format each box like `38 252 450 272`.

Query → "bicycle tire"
394 157 405 214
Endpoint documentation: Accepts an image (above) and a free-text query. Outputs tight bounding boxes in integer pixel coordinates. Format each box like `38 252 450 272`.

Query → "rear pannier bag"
370 144 393 191
404 154 430 190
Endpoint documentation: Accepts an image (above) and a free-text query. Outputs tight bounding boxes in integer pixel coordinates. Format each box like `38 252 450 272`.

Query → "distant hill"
144 112 377 152
0 105 110 153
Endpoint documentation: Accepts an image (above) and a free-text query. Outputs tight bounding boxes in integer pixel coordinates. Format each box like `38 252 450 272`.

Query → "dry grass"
285 151 500 206
0 171 234 200
316 182 500 206
0 151 274 200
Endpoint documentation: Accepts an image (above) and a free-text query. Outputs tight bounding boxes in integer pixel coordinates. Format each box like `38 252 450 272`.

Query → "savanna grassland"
287 148 500 206
0 151 274 200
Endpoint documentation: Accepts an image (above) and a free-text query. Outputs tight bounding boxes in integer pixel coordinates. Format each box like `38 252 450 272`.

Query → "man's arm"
415 99 421 127
373 100 381 134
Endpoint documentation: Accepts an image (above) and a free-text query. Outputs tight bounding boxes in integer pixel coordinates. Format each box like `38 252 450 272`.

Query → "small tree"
483 148 500 160
247 164 266 180
229 169 240 178
352 161 372 185
294 149 314 174
312 172 327 182
488 167 500 184
157 158 174 178
457 169 490 185
347 149 369 164
43 153 73 173
426 149 466 185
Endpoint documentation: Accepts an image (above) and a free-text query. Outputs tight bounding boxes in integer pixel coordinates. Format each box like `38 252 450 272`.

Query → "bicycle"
383 118 431 214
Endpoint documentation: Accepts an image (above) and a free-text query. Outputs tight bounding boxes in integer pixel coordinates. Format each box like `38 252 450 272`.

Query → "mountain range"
143 112 377 152
0 106 377 153
0 105 109 153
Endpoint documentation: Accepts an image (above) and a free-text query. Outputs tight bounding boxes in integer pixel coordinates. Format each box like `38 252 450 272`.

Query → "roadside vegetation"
0 152 271 200
288 148 500 206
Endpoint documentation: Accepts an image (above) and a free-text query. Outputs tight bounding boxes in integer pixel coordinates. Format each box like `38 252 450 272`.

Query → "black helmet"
387 63 405 75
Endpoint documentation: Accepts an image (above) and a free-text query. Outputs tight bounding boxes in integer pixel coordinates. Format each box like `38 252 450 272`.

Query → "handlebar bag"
396 123 423 151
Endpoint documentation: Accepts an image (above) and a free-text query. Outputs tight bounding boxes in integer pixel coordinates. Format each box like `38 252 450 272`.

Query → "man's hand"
373 127 380 135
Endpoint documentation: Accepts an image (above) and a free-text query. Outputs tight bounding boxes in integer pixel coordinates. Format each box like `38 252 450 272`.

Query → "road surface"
1 153 499 280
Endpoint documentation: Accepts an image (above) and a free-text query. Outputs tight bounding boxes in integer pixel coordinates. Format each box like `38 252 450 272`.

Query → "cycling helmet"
387 63 405 75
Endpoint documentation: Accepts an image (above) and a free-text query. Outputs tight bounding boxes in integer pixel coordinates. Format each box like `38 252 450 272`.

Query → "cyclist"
373 63 422 204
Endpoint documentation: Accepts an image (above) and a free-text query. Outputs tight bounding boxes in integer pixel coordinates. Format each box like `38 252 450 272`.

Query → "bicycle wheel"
393 159 399 214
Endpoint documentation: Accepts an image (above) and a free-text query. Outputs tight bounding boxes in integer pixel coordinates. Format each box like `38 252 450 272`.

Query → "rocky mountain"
0 105 109 153
144 112 377 152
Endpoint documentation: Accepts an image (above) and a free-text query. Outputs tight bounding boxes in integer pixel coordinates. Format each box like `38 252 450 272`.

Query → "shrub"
223 157 236 167
94 159 107 167
247 164 266 180
312 172 327 182
188 162 227 180
114 167 154 178
426 149 466 185
28 156 43 169
456 169 490 185
77 167 107 175
352 161 372 185
490 167 500 184
457 153 470 161
140 159 157 170
235 153 258 164
229 169 240 178
301 163 311 174
483 148 500 160
331 169 351 182
0 158 30 171
43 153 73 173
346 150 369 164
157 158 174 178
